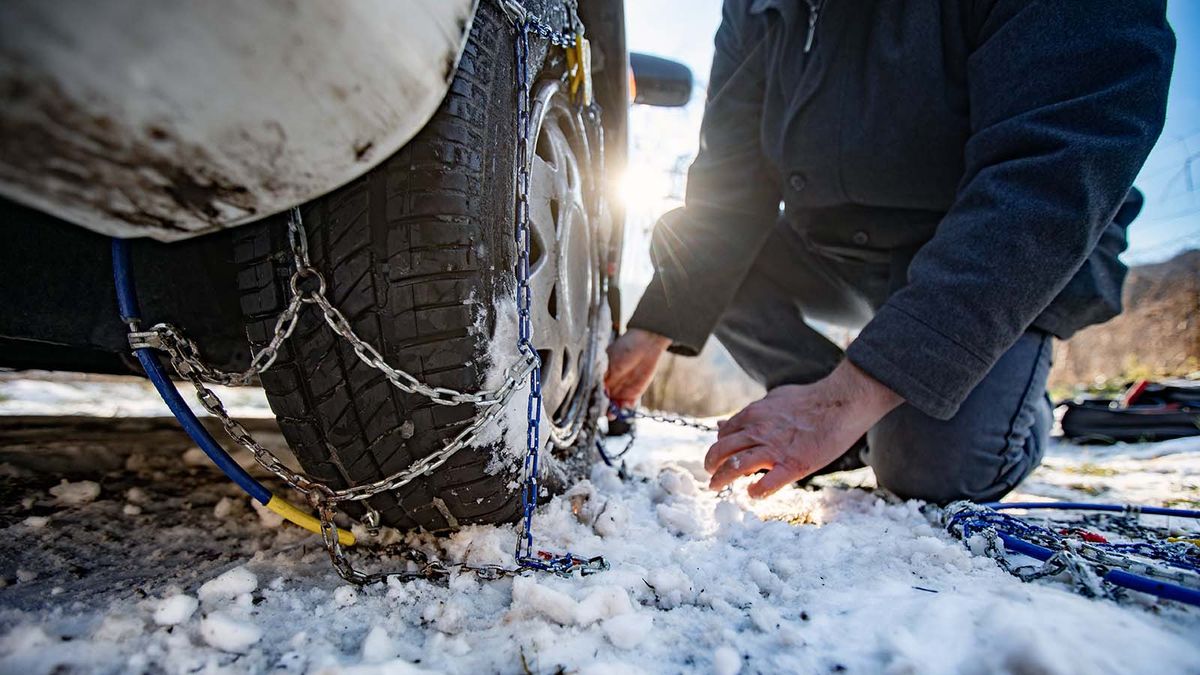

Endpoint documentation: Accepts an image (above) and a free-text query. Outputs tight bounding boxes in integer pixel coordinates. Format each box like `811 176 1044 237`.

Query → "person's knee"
865 404 1044 504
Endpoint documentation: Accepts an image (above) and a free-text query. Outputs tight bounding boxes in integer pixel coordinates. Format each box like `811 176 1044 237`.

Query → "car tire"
232 1 609 532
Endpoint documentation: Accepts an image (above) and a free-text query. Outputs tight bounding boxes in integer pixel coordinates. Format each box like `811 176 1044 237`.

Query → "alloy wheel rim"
525 80 601 445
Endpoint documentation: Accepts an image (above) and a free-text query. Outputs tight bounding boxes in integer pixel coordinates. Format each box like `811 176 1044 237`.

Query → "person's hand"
705 359 903 498
604 328 671 410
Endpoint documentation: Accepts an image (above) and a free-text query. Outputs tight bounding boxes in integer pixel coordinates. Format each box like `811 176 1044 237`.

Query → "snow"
713 645 742 675
0 372 271 418
153 595 198 626
48 479 100 505
200 612 262 653
600 612 652 649
360 625 400 663
197 566 258 602
333 586 359 608
0 379 1197 673
511 576 579 626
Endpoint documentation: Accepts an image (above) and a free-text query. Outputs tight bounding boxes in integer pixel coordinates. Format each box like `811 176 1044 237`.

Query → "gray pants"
714 220 1052 503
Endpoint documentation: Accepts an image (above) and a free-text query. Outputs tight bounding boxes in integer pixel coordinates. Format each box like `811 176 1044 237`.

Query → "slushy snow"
0 379 1198 673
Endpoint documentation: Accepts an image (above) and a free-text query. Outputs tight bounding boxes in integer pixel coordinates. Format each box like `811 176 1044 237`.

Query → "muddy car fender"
0 0 478 241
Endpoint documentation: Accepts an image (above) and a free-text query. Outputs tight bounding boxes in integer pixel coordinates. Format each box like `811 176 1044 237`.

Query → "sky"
621 0 1200 266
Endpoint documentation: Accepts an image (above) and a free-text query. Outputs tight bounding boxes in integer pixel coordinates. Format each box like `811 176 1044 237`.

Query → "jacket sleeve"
627 0 781 356
846 0 1174 419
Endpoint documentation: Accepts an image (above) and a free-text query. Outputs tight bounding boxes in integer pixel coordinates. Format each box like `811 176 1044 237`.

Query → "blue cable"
985 501 1200 520
111 239 271 505
995 531 1200 607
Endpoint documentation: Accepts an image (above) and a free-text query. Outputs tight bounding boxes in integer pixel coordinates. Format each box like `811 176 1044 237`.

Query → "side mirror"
629 52 692 107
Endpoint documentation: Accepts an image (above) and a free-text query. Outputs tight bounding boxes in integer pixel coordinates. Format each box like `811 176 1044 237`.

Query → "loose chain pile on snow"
940 501 1200 602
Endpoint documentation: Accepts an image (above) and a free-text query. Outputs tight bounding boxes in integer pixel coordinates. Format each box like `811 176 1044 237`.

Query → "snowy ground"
0 374 1198 674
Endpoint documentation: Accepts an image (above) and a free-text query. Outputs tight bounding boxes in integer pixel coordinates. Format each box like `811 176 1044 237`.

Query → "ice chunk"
154 595 199 626
511 576 578 625
22 516 48 529
213 496 236 518
747 560 783 596
656 502 702 536
200 611 262 653
601 613 653 650
713 500 744 528
644 566 695 609
592 501 628 538
575 586 633 625
656 467 698 498
252 499 284 528
361 625 399 663
333 586 358 607
49 479 100 505
182 447 209 467
198 566 257 602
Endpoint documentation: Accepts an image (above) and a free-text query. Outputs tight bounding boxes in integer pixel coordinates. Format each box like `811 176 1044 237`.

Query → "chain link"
127 0 608 583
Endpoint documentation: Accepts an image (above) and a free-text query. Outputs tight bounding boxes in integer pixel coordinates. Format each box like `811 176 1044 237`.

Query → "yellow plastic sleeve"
265 495 355 546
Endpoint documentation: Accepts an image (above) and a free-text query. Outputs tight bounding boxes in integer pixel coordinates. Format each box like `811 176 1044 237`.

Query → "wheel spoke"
529 155 559 249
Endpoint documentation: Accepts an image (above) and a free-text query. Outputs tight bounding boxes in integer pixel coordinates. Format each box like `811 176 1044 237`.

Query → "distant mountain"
1049 249 1200 390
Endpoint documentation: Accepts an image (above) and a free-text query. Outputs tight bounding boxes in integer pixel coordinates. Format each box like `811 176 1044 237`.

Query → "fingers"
708 447 774 491
604 352 635 405
748 466 805 499
605 343 653 408
605 374 638 410
718 404 758 438
703 431 757 473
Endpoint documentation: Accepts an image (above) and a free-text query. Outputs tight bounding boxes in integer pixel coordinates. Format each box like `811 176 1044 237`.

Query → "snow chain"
941 502 1200 604
126 0 610 584
599 405 717 466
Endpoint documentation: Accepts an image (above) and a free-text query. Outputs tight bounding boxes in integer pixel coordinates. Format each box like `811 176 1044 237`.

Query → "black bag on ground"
1059 380 1200 444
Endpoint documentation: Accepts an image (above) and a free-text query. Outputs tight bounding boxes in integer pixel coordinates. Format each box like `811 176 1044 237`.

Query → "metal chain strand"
128 0 607 583
498 0 577 47
941 502 1200 601
507 10 607 577
624 408 718 433
141 211 538 506
513 17 540 564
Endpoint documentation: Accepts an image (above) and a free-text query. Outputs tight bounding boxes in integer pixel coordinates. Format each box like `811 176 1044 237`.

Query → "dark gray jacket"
628 0 1175 419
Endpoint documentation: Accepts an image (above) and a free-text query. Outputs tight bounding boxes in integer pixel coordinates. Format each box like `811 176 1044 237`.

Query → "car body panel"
0 0 477 241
